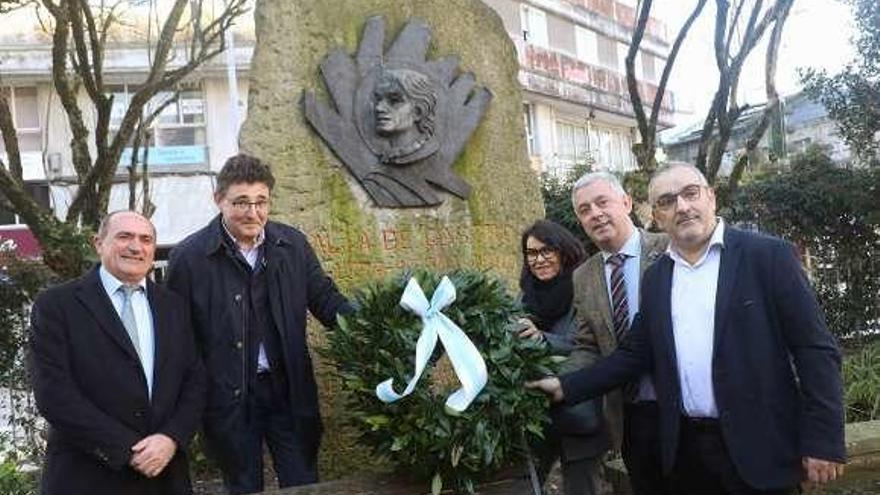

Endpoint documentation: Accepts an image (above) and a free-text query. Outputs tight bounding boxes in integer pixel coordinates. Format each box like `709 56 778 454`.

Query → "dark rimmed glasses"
653 184 703 212
525 246 558 264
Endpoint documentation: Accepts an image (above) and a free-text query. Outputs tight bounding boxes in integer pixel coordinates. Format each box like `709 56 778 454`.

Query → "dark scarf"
520 268 574 331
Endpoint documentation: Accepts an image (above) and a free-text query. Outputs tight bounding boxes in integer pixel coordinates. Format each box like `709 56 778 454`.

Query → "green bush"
540 162 594 253
843 342 880 423
728 147 880 340
0 253 56 464
0 456 38 495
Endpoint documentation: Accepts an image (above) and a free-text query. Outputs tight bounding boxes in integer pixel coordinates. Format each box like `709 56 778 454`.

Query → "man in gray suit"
569 171 668 495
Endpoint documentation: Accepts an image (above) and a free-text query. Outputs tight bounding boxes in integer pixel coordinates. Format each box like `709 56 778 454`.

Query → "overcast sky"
656 0 857 128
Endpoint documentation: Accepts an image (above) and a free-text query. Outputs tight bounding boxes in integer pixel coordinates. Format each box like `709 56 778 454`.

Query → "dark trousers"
669 417 797 495
534 434 602 495
223 373 319 495
622 401 671 495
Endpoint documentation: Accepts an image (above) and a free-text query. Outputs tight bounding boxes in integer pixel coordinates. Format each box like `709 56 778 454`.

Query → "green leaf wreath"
323 269 560 494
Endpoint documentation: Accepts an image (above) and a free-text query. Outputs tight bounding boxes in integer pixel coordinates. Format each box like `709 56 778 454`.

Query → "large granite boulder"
240 0 543 478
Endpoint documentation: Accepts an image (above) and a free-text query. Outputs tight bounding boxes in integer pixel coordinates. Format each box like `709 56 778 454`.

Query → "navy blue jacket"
166 216 351 457
560 226 845 490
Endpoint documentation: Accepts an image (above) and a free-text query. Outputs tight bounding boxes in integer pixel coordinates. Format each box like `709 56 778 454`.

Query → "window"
597 34 618 70
641 52 657 82
575 26 599 64
109 83 207 169
0 184 50 226
521 5 549 49
0 87 42 154
523 103 538 156
589 124 637 171
554 120 591 175
617 42 629 75
548 15 576 55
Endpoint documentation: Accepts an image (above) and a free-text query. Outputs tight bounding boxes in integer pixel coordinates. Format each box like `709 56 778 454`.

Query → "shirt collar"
221 217 265 252
601 228 640 262
99 265 147 296
667 218 726 267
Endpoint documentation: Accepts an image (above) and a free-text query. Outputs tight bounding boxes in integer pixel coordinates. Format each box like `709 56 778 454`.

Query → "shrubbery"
728 147 880 341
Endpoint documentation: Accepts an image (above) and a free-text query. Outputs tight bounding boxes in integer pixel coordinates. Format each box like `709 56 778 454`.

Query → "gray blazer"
570 229 668 449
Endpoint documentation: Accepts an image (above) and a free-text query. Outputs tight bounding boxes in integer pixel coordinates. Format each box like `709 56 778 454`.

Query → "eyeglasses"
653 184 703 212
525 246 557 264
229 199 270 213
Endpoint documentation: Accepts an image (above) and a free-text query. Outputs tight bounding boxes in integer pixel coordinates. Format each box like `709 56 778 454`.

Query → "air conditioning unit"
46 152 62 179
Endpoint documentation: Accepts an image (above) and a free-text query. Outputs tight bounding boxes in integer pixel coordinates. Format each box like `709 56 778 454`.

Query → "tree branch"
728 0 792 199
44 0 93 185
649 0 708 133
0 92 23 183
626 0 652 148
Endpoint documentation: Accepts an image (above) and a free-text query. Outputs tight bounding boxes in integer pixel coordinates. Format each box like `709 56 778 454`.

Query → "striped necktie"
607 253 630 341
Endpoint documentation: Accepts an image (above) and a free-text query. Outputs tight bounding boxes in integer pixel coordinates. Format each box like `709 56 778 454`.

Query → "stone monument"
240 0 544 479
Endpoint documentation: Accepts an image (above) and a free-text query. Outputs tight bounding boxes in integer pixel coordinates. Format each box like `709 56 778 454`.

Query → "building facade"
483 0 675 176
0 18 251 251
0 2 674 255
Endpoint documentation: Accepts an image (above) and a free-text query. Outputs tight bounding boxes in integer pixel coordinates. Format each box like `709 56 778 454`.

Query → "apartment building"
483 0 675 176
0 15 251 252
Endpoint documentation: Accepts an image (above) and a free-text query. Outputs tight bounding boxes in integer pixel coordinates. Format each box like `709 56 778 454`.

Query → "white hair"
570 171 627 209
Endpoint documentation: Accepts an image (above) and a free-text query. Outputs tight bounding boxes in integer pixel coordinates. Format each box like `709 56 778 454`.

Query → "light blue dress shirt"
99 266 155 398
601 229 656 402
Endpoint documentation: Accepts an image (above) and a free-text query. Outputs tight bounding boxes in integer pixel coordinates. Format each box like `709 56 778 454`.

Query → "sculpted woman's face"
373 77 418 136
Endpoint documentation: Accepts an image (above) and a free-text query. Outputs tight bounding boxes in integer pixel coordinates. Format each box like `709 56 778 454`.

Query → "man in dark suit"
529 163 845 493
29 210 205 495
567 171 669 494
167 154 352 494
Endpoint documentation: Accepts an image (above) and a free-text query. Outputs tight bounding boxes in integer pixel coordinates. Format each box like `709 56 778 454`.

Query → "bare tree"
625 0 794 201
696 0 794 185
726 0 792 200
626 0 709 174
0 0 248 279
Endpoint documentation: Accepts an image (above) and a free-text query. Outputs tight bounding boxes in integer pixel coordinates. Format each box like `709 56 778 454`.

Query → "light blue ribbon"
375 276 488 413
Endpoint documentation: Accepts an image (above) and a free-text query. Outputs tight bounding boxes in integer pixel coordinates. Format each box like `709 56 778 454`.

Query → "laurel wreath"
323 269 559 494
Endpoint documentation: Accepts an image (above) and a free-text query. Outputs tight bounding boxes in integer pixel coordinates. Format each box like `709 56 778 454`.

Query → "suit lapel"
589 255 614 336
147 281 170 393
713 227 742 355
654 256 678 367
75 269 141 362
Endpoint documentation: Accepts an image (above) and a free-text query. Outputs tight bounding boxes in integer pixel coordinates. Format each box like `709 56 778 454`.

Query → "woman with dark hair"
519 219 609 495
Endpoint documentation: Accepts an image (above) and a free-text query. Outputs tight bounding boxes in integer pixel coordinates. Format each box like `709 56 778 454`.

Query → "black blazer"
28 267 206 495
560 226 845 490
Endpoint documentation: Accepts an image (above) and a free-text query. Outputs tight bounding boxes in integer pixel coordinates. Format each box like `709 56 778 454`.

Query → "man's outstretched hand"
525 376 565 403
801 457 845 490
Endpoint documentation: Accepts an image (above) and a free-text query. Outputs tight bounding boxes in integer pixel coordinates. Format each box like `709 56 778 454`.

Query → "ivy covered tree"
801 0 880 165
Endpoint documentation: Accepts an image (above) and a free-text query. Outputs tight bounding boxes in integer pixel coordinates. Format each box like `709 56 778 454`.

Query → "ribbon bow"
375 276 488 413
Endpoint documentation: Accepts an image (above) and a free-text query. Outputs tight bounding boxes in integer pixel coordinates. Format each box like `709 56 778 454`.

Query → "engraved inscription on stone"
303 16 493 208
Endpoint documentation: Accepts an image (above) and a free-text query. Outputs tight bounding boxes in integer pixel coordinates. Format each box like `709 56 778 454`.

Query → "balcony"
518 42 676 127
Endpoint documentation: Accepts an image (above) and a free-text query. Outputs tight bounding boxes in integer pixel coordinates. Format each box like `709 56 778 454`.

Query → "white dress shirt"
668 219 726 418
99 266 155 398
601 229 656 402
